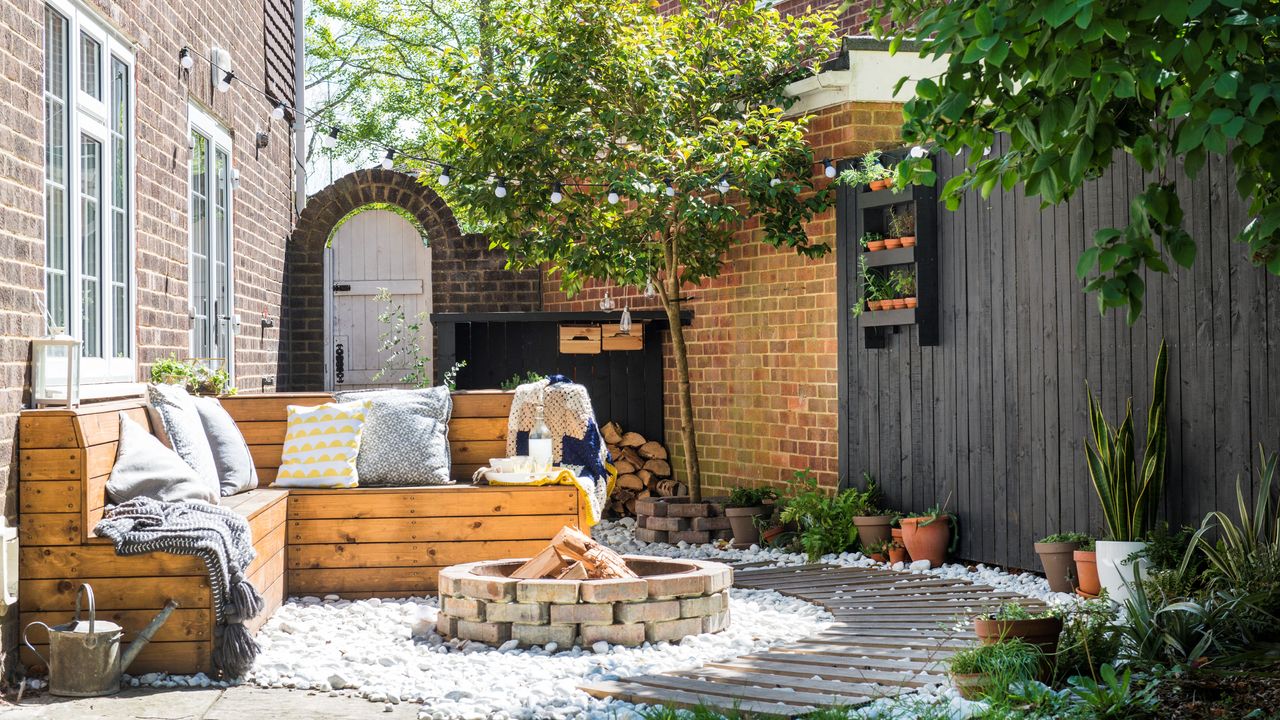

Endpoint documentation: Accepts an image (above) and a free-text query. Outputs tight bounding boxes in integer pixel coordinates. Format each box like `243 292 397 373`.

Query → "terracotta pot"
951 672 991 701
904 297 918 308
899 515 950 567
853 515 893 548
867 240 886 252
868 552 888 563
888 545 908 564
869 179 888 191
890 298 907 310
900 235 916 247
1034 541 1080 594
884 176 895 188
761 525 787 546
890 527 908 558
884 237 903 249
1074 550 1100 596
974 616 1064 658
725 506 766 548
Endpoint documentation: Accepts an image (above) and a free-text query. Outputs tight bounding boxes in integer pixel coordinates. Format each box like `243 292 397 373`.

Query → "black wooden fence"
838 143 1280 570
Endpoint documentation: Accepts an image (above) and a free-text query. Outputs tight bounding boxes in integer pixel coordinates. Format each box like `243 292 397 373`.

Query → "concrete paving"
0 686 421 719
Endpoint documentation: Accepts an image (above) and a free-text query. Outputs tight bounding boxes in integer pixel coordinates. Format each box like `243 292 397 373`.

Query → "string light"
770 178 781 187
381 148 396 170
322 125 340 149
665 178 676 197
909 146 928 159
607 185 620 205
715 174 731 194
217 70 234 93
550 182 564 204
271 101 287 121
494 178 508 198
438 165 452 186
644 279 655 298
823 158 836 178
619 306 632 334
178 47 194 70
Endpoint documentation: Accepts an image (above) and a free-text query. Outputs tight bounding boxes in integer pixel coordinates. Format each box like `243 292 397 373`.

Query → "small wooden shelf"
861 246 915 267
859 308 916 327
858 186 913 209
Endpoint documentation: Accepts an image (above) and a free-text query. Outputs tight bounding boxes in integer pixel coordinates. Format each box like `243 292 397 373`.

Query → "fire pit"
436 555 732 648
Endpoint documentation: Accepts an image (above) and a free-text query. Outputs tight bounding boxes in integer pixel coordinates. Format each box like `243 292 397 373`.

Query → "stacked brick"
436 558 732 648
633 498 733 545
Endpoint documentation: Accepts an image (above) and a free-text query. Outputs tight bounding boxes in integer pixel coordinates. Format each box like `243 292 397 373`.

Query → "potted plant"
864 539 891 563
1085 341 1168 602
1035 531 1090 593
847 473 892 548
887 540 908 564
839 149 894 191
889 515 909 561
899 498 953 567
860 231 886 253
150 355 235 396
888 269 913 310
973 602 1064 658
884 224 903 249
1073 537 1100 597
947 639 1042 701
890 205 916 247
724 486 778 549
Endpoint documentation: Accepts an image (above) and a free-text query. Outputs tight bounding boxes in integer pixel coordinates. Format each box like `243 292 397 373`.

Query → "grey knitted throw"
95 497 263 677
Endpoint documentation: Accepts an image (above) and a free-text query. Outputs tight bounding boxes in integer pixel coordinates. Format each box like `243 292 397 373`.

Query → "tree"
313 0 840 500
868 0 1280 322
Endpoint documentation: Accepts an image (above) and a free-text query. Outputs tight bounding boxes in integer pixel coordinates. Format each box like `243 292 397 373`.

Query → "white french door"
188 104 235 377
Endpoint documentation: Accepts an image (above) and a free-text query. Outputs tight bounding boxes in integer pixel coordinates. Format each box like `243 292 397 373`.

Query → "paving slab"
1 686 420 719
204 686 420 719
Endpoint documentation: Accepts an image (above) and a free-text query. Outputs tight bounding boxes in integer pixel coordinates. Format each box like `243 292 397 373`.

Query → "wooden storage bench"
17 389 585 675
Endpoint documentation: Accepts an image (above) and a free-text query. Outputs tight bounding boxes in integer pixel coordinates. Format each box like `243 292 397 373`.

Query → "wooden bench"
18 390 585 675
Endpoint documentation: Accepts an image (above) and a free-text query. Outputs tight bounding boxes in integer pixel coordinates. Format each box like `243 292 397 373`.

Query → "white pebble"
592 641 610 655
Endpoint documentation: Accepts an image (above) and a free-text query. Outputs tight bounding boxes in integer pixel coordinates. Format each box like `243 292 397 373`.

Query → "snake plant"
1084 340 1168 542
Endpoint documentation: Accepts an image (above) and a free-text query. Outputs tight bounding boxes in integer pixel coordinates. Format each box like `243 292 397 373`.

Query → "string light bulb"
716 174 731 194
217 70 234 93
322 125 340 149
178 47 194 70
770 178 781 187
665 178 676 197
438 165 452 186
619 306 632 335
909 145 928 159
607 185 620 205
550 182 563 204
381 148 396 170
823 158 836 178
644 280 655 298
495 178 507 198
270 101 286 121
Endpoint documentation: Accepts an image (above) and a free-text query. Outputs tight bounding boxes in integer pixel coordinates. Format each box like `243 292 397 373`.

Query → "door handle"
332 283 352 292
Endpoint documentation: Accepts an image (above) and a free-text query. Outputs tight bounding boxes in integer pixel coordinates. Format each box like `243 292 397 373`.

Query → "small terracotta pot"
761 525 787 546
867 240 886 252
853 515 893 548
1074 550 1100 596
888 545 908 564
884 237 903 249
868 552 888 563
1035 541 1080 594
900 236 916 247
974 616 1064 658
725 506 767 548
951 672 991 701
867 300 882 311
904 297 918 308
884 176 895 188
890 298 907 310
869 179 888 191
899 515 951 567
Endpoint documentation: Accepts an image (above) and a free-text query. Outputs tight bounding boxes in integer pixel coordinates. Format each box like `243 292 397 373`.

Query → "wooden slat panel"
22 640 211 676
451 441 507 465
286 539 547 569
221 393 333 422
288 566 444 595
20 546 205 579
286 487 577 519
20 576 211 612
17 416 80 449
247 493 289 540
450 391 513 418
246 523 287 579
20 513 82 546
448 417 507 442
77 405 149 446
247 547 286 603
239 421 286 445
20 609 212 643
246 565 286 635
288 514 570 544
20 481 81 513
19 449 83 480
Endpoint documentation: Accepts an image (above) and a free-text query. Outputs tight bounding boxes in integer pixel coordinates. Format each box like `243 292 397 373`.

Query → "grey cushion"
334 387 452 486
107 413 219 505
192 395 259 496
147 383 221 499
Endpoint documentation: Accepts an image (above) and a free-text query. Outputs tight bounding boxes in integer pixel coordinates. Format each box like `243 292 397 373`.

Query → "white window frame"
44 0 136 386
186 102 237 380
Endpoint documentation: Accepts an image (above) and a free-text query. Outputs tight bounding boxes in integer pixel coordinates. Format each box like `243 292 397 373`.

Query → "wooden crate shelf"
861 246 915 268
858 308 916 327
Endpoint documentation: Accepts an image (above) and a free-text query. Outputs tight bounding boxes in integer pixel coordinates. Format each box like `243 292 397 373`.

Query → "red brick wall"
542 101 904 495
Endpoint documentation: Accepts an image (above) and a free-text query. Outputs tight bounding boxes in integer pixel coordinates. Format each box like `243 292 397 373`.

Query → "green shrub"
1067 664 1157 719
726 486 777 509
1053 599 1121 684
948 640 1042 699
499 371 545 390
149 355 234 396
1039 531 1092 545
778 470 861 562
1118 578 1256 670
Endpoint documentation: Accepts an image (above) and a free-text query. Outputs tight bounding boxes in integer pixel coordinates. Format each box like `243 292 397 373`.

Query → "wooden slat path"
582 563 1045 717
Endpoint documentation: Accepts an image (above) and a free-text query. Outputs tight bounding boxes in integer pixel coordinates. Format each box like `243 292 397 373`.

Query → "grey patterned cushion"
147 383 221 500
107 413 219 505
333 387 452 486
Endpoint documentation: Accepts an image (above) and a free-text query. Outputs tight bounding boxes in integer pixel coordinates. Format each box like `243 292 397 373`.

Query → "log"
637 469 653 485
614 460 637 475
642 458 672 477
551 526 638 579
558 561 588 580
601 422 623 446
510 546 568 579
621 448 644 468
638 441 668 460
624 498 637 515
607 444 622 459
655 479 680 497
620 432 646 448
617 474 644 491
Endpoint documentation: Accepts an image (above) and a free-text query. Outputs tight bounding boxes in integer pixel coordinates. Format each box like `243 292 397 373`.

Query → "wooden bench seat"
17 389 580 676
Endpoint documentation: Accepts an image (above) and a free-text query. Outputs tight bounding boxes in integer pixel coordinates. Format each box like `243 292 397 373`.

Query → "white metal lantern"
32 328 81 408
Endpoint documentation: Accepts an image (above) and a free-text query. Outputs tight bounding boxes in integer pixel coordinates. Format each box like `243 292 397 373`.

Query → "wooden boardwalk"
582 563 1047 717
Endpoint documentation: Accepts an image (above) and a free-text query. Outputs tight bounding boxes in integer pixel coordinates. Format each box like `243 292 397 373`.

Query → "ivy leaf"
1214 71 1240 98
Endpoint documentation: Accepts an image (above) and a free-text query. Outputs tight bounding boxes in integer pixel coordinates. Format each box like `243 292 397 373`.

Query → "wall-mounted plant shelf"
859 308 916 327
861 246 915 268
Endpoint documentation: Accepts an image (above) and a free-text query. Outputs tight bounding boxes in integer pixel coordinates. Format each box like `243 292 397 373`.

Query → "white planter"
1095 540 1149 603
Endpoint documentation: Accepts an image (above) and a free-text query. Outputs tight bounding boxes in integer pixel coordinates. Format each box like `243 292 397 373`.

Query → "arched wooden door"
324 209 431 390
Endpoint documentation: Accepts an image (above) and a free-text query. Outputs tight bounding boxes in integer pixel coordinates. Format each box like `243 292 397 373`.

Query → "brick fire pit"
436 556 733 648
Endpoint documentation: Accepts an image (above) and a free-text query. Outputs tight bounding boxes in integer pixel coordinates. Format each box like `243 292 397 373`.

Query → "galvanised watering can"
23 584 179 697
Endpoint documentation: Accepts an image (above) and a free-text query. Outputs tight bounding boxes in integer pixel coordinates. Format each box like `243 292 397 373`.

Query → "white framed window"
187 103 236 379
43 0 135 385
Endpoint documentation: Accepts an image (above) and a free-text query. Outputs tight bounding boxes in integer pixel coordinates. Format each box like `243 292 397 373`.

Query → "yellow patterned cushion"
273 400 371 488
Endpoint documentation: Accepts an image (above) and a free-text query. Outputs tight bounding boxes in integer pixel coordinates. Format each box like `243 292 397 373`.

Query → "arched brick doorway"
277 168 539 390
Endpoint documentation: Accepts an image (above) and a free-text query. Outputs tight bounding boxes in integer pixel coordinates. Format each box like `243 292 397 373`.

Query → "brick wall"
0 0 295 672
542 101 904 496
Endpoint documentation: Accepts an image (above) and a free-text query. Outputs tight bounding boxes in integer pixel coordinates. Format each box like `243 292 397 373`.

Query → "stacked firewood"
602 421 684 517
510 526 638 580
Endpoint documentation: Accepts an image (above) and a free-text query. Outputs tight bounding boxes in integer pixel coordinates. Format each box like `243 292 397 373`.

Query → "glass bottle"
529 402 553 473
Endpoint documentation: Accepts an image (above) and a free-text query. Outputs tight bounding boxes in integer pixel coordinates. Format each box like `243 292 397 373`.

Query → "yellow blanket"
483 465 616 529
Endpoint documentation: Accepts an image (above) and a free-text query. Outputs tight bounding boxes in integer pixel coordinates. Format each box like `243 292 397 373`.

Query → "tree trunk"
662 292 702 502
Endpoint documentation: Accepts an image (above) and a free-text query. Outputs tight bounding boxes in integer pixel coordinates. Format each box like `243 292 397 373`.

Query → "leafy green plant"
1053 599 1121 684
864 539 893 556
888 268 915 298
1085 340 1168 541
985 602 1058 622
1118 577 1256 670
726 486 778 509
1039 531 1092 545
858 231 883 249
778 470 861 563
1185 447 1279 588
888 205 915 238
838 149 894 188
1067 664 1157 719
1129 523 1197 571
948 639 1042 699
845 472 884 516
149 355 235 396
373 288 433 388
499 371 545 391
